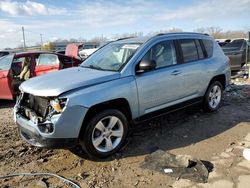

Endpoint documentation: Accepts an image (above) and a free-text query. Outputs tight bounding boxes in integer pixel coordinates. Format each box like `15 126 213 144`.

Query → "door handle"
171 70 182 75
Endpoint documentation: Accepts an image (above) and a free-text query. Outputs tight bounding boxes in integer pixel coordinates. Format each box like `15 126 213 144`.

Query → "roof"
113 32 211 44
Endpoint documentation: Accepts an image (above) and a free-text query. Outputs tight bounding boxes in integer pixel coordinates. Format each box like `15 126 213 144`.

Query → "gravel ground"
0 79 250 188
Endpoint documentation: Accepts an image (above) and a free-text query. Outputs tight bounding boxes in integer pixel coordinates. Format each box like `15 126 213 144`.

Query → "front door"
135 40 186 115
0 55 15 99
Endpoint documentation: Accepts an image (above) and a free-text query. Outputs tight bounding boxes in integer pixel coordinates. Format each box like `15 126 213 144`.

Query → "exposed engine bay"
17 93 58 124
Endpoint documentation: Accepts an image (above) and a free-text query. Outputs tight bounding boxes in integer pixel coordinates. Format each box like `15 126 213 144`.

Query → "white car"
79 48 98 59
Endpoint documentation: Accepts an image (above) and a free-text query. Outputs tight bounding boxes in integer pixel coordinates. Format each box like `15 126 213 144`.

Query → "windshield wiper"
83 64 103 70
82 64 115 71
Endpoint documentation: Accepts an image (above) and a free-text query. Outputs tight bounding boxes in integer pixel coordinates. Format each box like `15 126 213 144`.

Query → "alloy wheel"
91 116 124 153
208 85 222 109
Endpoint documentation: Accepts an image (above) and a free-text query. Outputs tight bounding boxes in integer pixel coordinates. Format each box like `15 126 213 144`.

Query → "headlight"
50 98 67 112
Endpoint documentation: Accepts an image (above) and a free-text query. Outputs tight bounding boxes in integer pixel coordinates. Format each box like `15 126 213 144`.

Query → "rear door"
0 55 15 99
177 39 211 96
34 54 60 76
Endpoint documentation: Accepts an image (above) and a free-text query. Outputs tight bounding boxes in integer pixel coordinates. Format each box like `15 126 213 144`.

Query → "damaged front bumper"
16 114 78 148
14 94 88 149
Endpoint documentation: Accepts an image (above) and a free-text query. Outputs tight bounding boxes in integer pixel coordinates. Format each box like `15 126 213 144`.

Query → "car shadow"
117 102 249 160
73 99 250 161
0 100 15 109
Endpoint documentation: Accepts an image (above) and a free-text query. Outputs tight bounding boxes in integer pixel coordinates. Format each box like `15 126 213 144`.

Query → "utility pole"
22 26 26 51
40 34 43 50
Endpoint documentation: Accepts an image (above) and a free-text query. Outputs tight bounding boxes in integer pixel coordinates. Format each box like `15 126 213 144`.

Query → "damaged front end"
15 93 67 133
14 92 73 148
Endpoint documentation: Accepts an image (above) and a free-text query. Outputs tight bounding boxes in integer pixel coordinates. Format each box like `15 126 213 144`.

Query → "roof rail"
155 32 210 37
116 37 134 41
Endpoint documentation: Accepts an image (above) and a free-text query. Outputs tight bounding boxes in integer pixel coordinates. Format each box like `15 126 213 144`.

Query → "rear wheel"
203 81 223 112
80 109 128 159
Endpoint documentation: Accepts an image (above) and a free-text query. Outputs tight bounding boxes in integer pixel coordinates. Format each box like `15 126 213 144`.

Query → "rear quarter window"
202 39 213 58
179 39 199 63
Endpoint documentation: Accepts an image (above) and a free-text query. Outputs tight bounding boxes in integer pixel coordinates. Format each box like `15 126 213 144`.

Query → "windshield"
223 39 245 49
0 54 14 71
81 42 141 71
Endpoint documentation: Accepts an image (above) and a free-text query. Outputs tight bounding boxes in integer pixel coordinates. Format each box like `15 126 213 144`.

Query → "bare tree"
89 36 108 44
194 27 223 38
69 38 78 43
194 27 247 39
42 42 54 51
147 28 183 36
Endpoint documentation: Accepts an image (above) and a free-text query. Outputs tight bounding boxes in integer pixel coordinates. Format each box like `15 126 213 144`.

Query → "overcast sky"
0 0 249 49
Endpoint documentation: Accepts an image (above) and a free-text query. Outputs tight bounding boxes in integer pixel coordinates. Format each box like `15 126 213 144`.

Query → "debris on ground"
243 148 250 161
140 150 213 183
0 172 80 188
36 178 48 188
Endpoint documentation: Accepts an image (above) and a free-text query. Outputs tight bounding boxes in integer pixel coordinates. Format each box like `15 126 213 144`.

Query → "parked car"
216 39 231 47
0 51 81 100
14 32 230 159
65 43 100 60
222 39 249 71
218 41 229 47
79 48 98 60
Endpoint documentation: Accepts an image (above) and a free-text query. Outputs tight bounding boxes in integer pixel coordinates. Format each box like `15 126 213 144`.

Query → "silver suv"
14 32 230 159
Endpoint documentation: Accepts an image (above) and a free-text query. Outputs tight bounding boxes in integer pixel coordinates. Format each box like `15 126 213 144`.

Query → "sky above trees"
0 0 249 49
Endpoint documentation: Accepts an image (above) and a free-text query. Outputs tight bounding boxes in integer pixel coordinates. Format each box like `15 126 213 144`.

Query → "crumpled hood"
20 67 120 97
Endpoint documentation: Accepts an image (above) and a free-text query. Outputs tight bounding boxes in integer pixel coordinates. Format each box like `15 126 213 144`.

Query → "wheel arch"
79 98 132 138
208 74 226 90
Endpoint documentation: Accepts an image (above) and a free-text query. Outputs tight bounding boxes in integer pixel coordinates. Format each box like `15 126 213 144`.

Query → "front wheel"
80 109 128 159
203 81 223 112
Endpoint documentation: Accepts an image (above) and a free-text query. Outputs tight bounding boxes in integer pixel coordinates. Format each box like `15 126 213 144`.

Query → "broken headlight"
50 98 67 113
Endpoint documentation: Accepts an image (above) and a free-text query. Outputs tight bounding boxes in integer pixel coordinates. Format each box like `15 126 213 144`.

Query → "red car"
0 51 82 100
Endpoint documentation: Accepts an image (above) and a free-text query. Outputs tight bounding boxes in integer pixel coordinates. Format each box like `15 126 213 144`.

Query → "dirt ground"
1 79 250 188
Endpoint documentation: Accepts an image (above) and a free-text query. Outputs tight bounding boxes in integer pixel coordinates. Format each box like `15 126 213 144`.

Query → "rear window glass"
179 39 199 63
202 39 213 58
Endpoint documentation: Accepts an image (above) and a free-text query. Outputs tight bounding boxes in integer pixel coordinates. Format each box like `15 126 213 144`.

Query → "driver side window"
142 40 177 68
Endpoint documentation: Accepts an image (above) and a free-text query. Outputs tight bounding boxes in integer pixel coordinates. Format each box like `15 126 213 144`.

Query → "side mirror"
137 60 156 73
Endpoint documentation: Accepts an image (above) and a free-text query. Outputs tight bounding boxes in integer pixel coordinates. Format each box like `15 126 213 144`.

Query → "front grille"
20 93 50 118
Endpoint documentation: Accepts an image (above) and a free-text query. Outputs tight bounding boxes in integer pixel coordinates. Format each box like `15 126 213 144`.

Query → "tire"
203 81 223 112
79 109 128 159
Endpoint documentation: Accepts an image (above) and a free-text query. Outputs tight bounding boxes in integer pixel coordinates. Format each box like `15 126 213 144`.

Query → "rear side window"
179 39 199 63
202 39 213 58
37 54 59 66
